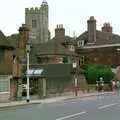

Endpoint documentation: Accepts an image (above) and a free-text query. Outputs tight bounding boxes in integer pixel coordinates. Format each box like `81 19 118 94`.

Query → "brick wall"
77 47 117 67
0 49 13 74
0 92 10 102
10 78 18 101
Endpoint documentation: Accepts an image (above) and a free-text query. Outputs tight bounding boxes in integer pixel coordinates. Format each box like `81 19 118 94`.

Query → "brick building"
0 31 14 102
7 23 87 99
76 16 120 68
7 15 120 100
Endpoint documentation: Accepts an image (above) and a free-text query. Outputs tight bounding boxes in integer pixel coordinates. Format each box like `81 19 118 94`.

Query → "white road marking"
98 103 118 110
56 111 87 120
71 101 78 104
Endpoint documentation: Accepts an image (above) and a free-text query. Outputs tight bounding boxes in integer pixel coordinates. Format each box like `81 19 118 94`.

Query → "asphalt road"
0 92 120 120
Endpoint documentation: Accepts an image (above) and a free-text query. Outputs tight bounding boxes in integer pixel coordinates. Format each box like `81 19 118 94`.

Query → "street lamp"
73 62 78 96
116 48 120 66
26 40 31 102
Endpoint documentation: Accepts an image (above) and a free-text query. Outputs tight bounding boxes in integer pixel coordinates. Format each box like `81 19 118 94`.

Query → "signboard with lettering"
26 69 44 76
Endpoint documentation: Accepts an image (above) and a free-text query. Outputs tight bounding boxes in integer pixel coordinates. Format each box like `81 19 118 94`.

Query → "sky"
0 0 120 38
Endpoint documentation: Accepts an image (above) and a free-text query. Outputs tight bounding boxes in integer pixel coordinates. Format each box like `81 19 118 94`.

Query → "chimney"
55 24 65 37
87 16 96 43
19 24 29 56
102 22 112 33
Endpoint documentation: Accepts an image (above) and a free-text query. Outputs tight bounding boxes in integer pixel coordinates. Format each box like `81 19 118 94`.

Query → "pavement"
0 91 119 120
0 91 113 108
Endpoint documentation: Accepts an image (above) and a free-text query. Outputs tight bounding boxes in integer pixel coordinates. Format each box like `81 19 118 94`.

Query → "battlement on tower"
25 0 49 44
25 7 41 14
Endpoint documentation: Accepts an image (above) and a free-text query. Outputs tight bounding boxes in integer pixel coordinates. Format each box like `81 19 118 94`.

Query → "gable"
0 31 13 49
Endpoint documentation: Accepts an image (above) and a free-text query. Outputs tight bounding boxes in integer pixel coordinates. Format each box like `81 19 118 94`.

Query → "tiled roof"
7 34 19 48
52 35 76 44
0 30 13 48
34 40 77 56
77 30 120 46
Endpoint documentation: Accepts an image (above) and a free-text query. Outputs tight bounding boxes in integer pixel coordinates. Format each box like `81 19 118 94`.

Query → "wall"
10 78 18 101
25 4 48 44
0 75 11 102
77 47 117 67
0 92 10 102
0 49 13 74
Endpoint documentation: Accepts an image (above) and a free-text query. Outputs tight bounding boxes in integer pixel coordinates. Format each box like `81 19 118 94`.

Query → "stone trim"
83 44 120 49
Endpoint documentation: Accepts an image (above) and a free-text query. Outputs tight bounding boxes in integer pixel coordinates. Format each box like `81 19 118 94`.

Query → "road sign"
27 69 44 76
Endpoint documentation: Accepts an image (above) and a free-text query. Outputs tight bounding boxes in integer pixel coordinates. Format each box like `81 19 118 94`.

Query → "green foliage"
86 65 99 84
82 64 114 84
63 55 68 63
81 64 88 70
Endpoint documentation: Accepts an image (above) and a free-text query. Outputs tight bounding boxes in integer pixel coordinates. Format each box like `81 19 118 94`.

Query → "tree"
82 64 114 84
98 67 114 83
86 65 99 84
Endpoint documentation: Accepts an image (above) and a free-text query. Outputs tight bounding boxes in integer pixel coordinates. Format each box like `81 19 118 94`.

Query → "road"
0 92 120 120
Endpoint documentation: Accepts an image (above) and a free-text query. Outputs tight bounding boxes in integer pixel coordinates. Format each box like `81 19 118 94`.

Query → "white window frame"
69 45 75 51
77 40 84 47
0 75 10 92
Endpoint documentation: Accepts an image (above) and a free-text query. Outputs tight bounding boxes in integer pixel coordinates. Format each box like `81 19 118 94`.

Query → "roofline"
36 53 77 56
78 43 120 49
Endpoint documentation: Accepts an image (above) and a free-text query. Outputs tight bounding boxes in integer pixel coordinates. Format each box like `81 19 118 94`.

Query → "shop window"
0 76 9 92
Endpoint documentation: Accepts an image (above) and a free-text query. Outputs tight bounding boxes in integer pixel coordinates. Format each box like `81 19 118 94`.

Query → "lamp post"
26 41 31 102
116 48 120 66
73 62 78 96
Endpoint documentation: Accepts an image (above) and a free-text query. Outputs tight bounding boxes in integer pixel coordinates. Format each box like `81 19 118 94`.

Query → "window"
0 48 4 63
80 56 88 65
32 20 37 28
58 57 63 63
63 56 68 63
81 56 85 64
37 58 42 64
77 40 84 47
0 76 9 92
69 45 75 51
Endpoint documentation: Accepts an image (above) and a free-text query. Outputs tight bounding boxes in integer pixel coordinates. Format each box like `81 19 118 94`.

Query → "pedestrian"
111 80 116 91
116 80 120 93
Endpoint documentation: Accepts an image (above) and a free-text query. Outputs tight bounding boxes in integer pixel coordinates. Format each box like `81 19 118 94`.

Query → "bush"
82 64 114 84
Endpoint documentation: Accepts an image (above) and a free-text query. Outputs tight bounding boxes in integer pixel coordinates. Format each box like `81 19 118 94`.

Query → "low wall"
0 92 10 102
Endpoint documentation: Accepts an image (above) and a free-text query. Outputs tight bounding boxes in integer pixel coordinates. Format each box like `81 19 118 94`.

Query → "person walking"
116 80 120 93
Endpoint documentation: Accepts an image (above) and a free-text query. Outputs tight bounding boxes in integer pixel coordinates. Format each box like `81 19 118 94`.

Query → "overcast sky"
0 0 120 38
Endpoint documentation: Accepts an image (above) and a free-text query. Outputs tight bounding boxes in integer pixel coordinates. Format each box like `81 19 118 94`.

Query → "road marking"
56 111 87 120
71 101 78 104
98 103 118 110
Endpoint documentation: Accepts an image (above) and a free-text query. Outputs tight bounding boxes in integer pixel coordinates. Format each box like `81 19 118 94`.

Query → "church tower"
25 0 49 44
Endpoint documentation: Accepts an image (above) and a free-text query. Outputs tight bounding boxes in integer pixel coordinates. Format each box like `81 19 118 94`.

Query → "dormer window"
77 40 84 47
69 45 75 51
